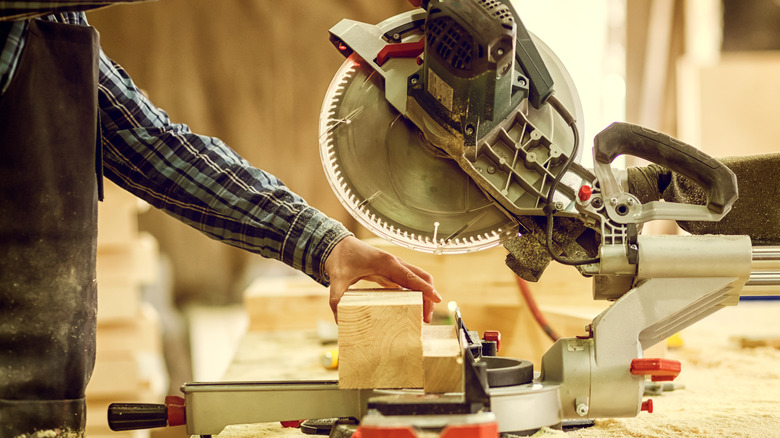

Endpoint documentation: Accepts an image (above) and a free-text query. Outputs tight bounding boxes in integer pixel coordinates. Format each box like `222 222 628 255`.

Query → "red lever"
483 331 501 352
375 38 425 66
630 358 681 382
281 420 303 428
641 399 654 413
165 396 186 427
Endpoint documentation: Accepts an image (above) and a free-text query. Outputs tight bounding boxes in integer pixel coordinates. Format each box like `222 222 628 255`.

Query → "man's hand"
325 236 441 323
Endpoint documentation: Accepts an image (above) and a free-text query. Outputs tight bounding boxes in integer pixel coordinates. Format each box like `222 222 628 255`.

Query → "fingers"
423 297 434 323
324 236 441 324
380 259 439 324
398 260 441 303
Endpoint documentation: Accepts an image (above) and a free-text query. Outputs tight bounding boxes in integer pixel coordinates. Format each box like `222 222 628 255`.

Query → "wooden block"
86 349 166 399
96 233 159 287
97 283 140 323
96 303 162 354
97 180 140 248
338 290 423 389
422 325 463 394
243 277 333 331
86 351 140 398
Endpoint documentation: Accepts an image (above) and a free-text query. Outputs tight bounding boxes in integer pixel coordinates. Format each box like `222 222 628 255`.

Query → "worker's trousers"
0 19 101 437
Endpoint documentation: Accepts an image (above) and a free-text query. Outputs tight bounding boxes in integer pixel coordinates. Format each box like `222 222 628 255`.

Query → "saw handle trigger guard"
594 122 737 214
592 122 737 224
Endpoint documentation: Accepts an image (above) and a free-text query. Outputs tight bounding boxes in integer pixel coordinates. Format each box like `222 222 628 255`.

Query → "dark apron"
0 19 100 437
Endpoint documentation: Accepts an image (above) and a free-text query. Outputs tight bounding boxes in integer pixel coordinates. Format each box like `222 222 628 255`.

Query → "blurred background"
82 1 780 436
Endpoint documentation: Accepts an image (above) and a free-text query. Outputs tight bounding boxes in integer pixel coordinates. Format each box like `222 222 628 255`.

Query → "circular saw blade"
319 55 517 254
319 35 583 254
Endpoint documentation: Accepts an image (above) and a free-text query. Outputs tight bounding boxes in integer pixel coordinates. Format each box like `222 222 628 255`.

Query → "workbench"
211 300 780 438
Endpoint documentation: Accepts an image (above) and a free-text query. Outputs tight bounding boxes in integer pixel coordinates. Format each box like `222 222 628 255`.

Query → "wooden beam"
337 290 423 389
422 325 463 394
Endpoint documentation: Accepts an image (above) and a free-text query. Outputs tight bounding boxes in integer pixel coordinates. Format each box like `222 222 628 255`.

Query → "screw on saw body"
576 402 589 417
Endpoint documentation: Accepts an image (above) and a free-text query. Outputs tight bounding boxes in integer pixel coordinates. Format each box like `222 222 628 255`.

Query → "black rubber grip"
108 403 167 431
594 122 738 214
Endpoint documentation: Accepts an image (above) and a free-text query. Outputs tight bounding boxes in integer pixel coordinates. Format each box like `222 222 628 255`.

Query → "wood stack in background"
86 181 167 438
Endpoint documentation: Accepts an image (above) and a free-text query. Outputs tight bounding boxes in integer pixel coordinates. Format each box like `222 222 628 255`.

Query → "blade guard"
592 122 738 224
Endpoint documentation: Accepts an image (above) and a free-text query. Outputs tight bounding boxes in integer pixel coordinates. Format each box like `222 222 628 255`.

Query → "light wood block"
86 349 166 399
338 290 423 389
96 232 159 287
97 180 140 248
96 303 162 354
97 283 140 323
422 325 463 394
243 277 333 331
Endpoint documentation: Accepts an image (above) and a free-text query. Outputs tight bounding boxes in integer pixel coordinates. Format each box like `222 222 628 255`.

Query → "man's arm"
96 49 440 318
97 49 348 284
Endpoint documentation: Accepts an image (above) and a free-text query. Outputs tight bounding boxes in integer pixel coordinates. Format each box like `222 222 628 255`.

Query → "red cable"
516 276 560 342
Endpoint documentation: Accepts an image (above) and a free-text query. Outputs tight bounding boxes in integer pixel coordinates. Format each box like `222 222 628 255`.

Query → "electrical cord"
544 95 600 266
516 275 559 342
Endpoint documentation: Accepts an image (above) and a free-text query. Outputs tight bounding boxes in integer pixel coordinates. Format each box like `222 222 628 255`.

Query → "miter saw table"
105 300 780 438
108 0 780 436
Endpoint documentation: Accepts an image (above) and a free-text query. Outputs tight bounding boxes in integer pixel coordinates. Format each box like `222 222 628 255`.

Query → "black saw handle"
594 122 738 214
108 403 167 431
108 396 186 431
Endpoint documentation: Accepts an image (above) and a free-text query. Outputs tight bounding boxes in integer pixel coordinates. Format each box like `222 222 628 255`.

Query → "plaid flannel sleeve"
0 1 150 21
97 50 351 285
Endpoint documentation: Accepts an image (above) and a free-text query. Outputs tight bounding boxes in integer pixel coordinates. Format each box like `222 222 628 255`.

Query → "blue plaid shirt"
1 4 351 285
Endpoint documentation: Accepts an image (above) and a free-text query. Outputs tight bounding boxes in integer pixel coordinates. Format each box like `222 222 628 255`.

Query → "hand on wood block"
324 236 441 323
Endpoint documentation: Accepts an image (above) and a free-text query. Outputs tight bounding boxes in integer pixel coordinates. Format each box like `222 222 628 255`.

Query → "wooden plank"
243 277 333 331
422 325 462 394
337 290 423 389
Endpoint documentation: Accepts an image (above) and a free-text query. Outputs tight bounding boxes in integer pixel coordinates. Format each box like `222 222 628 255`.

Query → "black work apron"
0 19 100 437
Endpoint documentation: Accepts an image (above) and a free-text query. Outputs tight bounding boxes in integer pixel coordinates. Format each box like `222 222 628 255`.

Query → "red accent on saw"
165 396 186 427
280 420 303 428
408 0 424 7
578 185 592 201
375 38 425 67
641 399 654 413
482 330 501 352
630 358 681 382
441 422 499 437
355 425 418 438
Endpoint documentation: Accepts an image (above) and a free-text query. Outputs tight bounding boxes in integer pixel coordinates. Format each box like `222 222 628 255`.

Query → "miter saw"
107 1 780 436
